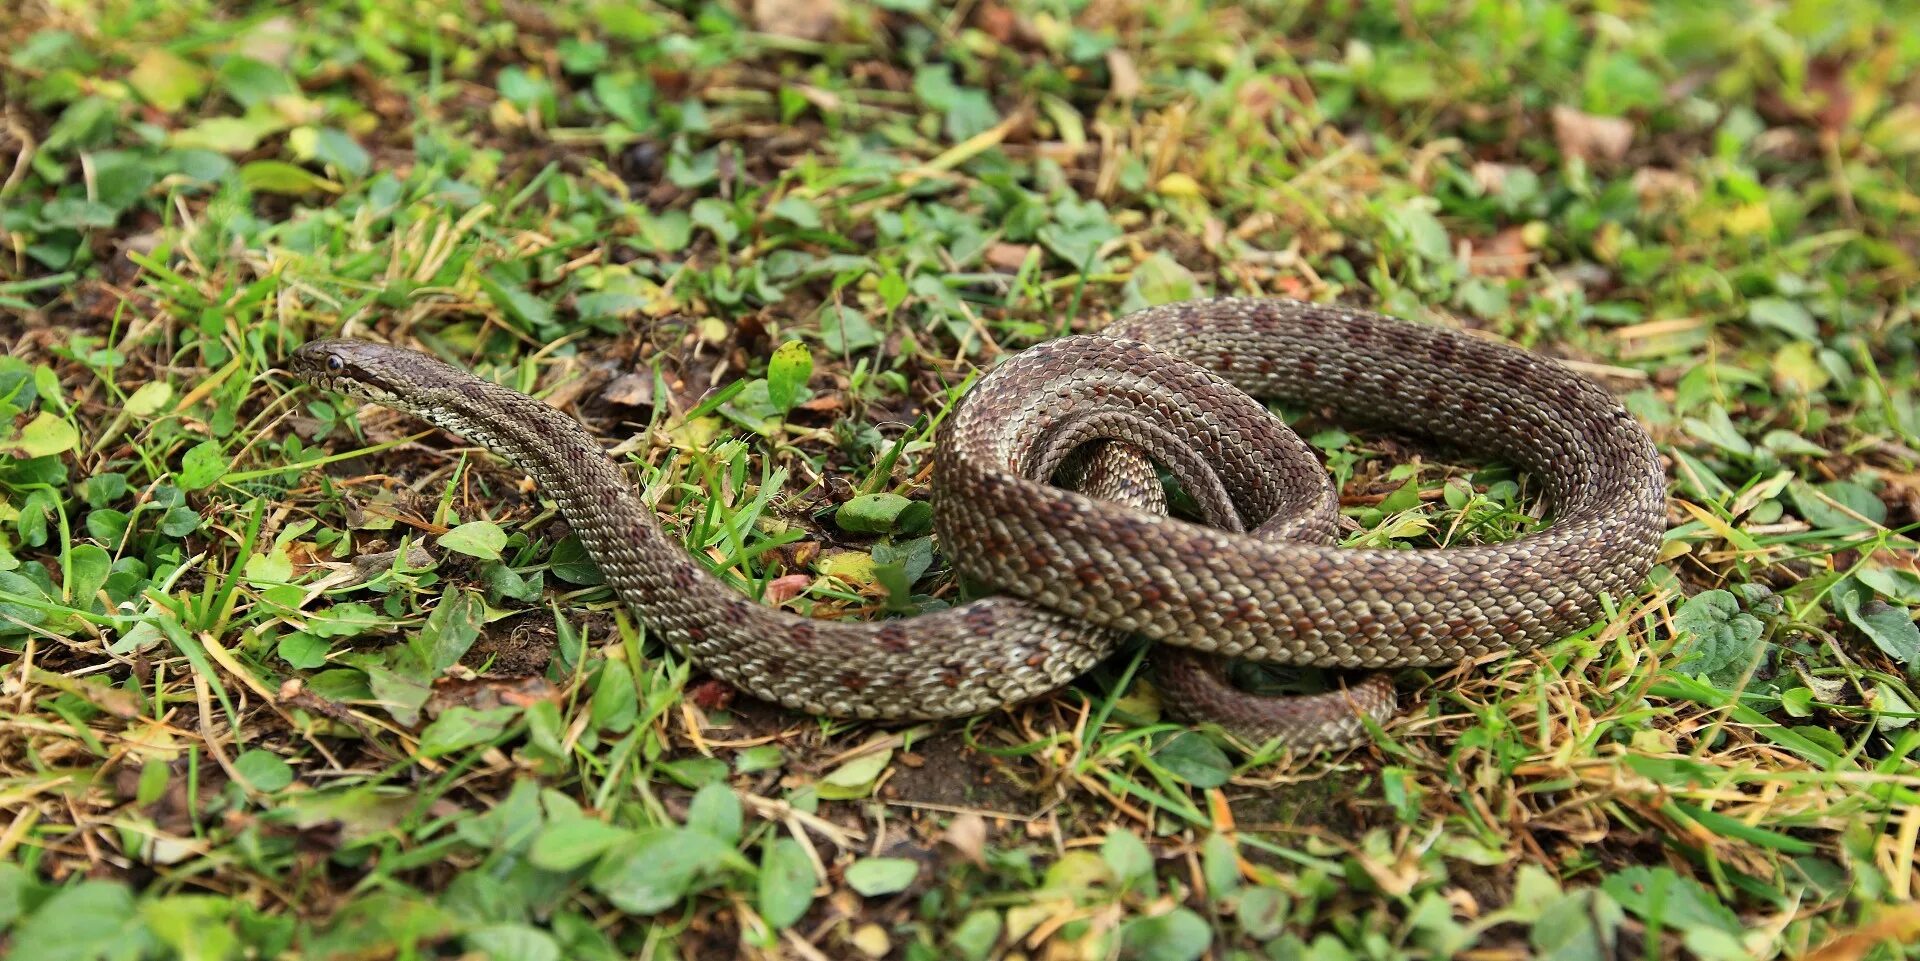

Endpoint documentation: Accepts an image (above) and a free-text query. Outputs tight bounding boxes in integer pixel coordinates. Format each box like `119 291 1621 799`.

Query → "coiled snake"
292 298 1665 749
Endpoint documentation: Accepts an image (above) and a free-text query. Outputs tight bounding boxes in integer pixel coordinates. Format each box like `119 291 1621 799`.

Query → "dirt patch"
882 732 1054 816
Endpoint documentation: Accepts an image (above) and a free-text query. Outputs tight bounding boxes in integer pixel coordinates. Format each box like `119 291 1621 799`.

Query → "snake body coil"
292 299 1665 749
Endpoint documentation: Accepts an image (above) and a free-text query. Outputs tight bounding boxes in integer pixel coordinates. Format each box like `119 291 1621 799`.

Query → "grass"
2 0 1919 958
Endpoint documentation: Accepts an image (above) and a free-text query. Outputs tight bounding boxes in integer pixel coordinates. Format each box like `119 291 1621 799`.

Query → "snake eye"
326 355 345 372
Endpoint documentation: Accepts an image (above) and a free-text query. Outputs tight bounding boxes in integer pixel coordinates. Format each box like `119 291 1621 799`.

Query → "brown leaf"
425 676 560 716
751 0 840 41
601 371 655 407
1468 227 1533 279
986 243 1033 272
1106 49 1141 100
941 812 988 868
973 1 1041 47
1551 105 1633 163
1631 167 1699 208
1470 162 1512 195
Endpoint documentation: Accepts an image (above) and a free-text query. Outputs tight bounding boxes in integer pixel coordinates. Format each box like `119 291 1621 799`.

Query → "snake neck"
389 382 739 614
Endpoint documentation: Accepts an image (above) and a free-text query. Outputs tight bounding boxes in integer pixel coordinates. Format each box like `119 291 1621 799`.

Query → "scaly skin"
290 298 1664 749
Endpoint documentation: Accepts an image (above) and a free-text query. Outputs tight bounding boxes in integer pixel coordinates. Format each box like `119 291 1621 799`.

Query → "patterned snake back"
291 299 1666 749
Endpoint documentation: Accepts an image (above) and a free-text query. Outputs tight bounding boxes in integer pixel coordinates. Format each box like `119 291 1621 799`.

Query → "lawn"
2 0 1918 958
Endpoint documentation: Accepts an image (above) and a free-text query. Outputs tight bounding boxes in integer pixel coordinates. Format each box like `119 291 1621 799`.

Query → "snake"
290 298 1666 749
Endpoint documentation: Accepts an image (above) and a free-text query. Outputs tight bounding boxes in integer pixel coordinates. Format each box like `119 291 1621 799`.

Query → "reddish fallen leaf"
972 1 1040 47
689 679 737 710
973 1 1018 43
764 573 815 606
986 243 1033 272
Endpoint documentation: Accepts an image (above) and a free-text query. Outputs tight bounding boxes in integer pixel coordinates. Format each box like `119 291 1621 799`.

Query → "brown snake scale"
292 298 1666 749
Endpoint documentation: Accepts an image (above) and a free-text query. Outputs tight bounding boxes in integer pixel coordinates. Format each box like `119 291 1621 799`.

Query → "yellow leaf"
1156 172 1204 198
9 411 77 457
127 49 207 112
1772 341 1829 395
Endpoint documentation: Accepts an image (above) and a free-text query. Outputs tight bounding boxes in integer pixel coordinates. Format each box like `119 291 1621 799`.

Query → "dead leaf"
601 371 655 407
1106 49 1141 100
30 668 141 718
1631 167 1698 208
973 2 1040 47
986 243 1034 272
1468 227 1533 279
752 0 840 42
798 393 843 414
689 679 737 711
1551 105 1633 163
1803 903 1920 961
1470 161 1512 195
941 812 988 867
425 676 560 716
764 573 814 606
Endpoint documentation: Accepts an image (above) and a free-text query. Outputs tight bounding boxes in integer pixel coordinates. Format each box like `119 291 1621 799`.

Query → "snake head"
289 339 439 409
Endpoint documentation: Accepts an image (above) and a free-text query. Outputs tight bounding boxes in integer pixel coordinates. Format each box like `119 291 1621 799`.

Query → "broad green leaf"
466 923 560 961
548 535 604 585
277 632 329 670
234 749 294 792
1601 866 1740 936
687 782 742 843
1529 888 1624 961
479 273 554 335
817 747 892 800
766 341 813 413
948 909 1002 961
1671 589 1766 687
836 493 925 535
305 602 383 638
1151 731 1232 788
240 160 339 195
1746 297 1817 340
178 440 227 490
418 706 517 757
529 819 630 872
138 894 236 961
1119 908 1212 961
758 837 816 929
820 305 880 352
1789 479 1886 531
1834 578 1920 667
419 588 485 672
844 857 918 896
64 544 111 604
590 658 638 733
589 828 736 914
10 880 145 961
1101 830 1154 887
439 521 507 560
